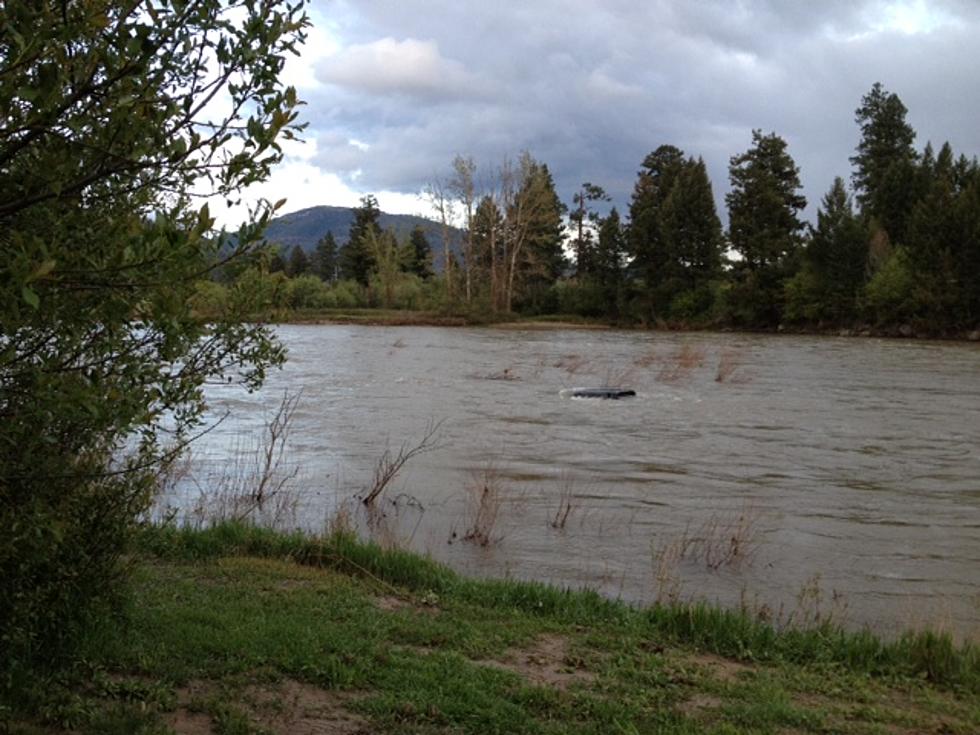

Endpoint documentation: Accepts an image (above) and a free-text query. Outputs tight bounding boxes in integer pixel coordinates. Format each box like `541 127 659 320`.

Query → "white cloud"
316 37 482 100
208 136 426 228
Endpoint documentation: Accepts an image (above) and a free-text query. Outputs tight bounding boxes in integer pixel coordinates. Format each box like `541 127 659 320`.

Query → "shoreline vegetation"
5 522 979 734
269 305 980 341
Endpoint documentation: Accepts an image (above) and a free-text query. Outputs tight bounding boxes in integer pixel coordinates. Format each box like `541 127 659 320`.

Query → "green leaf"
22 286 39 309
29 259 57 281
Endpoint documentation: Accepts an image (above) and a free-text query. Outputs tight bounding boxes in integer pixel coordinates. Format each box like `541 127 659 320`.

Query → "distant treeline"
208 83 980 335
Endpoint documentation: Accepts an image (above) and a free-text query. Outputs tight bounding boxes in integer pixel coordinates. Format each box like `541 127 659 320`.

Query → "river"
157 324 980 639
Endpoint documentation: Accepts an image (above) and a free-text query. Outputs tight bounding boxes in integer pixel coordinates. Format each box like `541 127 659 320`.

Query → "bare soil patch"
168 678 371 735
476 633 595 691
373 593 438 616
687 652 754 683
677 693 723 715
245 680 370 735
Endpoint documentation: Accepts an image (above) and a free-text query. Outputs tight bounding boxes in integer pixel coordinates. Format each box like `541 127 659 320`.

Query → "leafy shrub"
189 279 230 318
285 274 333 309
0 0 304 687
863 247 917 324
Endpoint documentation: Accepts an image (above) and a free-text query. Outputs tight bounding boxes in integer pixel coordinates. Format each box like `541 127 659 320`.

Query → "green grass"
4 522 979 734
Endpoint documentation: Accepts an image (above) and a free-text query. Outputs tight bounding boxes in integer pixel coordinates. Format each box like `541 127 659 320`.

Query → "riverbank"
6 523 978 734
278 307 611 330
272 307 980 341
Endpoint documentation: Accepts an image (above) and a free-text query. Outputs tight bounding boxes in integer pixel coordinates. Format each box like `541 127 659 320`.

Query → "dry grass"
455 463 505 547
715 347 747 383
656 344 707 383
485 366 520 380
652 504 762 602
741 573 851 631
363 491 428 551
549 471 576 530
632 349 660 369
186 391 303 528
554 353 589 375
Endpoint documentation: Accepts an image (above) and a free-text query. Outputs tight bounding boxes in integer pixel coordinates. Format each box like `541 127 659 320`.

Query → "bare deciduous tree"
449 155 478 304
424 177 458 302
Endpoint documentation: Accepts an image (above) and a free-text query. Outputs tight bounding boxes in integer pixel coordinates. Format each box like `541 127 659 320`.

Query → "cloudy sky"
227 0 980 227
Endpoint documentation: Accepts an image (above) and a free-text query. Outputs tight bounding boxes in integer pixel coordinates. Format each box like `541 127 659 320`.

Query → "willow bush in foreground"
0 0 308 683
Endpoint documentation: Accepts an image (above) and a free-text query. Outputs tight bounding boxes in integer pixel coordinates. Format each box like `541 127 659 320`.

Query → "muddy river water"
158 325 980 639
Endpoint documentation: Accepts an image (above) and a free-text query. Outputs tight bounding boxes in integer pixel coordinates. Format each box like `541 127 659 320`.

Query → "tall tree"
286 244 311 277
851 83 918 241
366 229 401 308
570 182 610 277
449 155 478 302
497 153 561 313
404 225 434 280
472 195 505 309
339 195 381 285
424 177 457 302
952 169 980 324
520 162 566 310
805 177 868 321
726 130 807 325
902 141 967 322
593 207 626 318
0 0 305 673
628 145 687 316
659 157 723 292
313 231 339 282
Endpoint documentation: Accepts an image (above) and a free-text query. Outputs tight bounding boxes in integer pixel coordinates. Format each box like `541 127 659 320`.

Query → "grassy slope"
6 524 979 735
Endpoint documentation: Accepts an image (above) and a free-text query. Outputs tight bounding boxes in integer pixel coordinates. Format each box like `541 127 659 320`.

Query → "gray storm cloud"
302 0 980 221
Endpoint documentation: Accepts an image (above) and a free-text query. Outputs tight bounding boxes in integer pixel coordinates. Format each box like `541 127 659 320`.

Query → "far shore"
265 307 980 342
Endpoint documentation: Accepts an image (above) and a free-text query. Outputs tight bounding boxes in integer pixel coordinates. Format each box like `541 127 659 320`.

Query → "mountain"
262 205 463 269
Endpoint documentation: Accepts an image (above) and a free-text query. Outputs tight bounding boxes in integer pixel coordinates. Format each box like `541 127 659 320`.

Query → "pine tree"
851 83 918 241
628 145 687 308
660 157 723 291
286 244 310 277
523 164 567 284
339 195 381 285
313 231 338 282
806 178 868 321
570 183 609 277
726 130 806 325
904 141 961 321
952 170 980 324
472 195 505 307
405 225 434 279
268 249 286 274
513 160 566 312
593 207 626 318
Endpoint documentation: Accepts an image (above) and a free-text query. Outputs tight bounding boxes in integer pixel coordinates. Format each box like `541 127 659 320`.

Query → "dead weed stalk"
715 348 747 383
189 390 303 528
458 463 505 546
550 471 577 530
652 503 761 590
361 419 444 506
656 344 707 383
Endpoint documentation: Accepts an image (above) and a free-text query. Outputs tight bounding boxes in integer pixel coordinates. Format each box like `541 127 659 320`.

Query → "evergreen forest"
218 83 980 337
